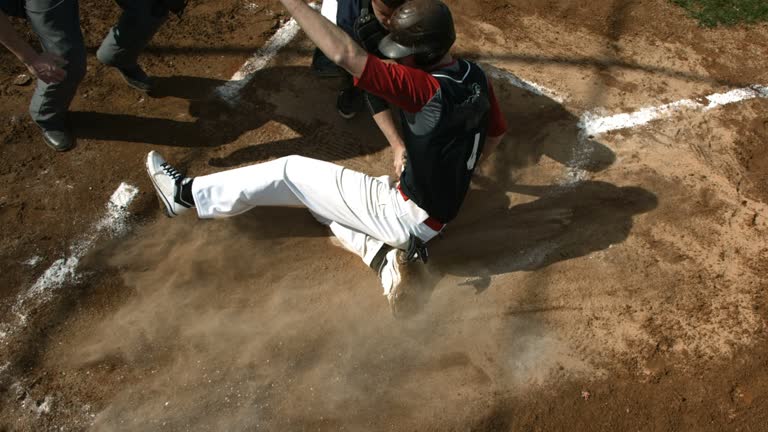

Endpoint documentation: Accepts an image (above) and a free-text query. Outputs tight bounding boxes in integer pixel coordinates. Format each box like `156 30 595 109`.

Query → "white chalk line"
485 66 767 183
0 183 138 343
580 85 768 136
215 2 319 106
485 65 566 103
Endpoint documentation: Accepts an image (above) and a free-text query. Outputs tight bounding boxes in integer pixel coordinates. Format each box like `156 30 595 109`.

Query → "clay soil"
1 0 768 430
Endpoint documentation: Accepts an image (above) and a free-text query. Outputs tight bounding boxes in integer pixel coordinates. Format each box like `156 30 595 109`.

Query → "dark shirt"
356 55 508 222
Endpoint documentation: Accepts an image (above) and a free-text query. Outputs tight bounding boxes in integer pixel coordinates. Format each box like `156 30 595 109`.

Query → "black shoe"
311 48 344 78
41 128 75 152
116 65 154 93
336 87 364 120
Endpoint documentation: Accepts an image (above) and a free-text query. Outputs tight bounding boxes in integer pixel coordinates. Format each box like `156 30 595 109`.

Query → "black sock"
177 178 195 208
369 245 391 275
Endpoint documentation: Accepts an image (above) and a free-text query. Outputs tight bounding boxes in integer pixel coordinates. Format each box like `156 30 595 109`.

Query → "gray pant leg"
26 0 87 129
96 0 168 68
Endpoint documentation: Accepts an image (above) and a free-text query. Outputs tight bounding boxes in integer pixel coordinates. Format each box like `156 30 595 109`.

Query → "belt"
397 184 446 232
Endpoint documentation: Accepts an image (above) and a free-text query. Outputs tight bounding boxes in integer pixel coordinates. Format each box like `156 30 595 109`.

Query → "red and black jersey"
356 55 508 223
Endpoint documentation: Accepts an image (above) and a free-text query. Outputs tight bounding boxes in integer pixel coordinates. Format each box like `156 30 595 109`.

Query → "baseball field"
1 0 767 430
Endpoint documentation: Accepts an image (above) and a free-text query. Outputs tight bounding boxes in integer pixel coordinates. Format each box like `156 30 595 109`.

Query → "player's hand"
25 53 67 84
393 146 406 177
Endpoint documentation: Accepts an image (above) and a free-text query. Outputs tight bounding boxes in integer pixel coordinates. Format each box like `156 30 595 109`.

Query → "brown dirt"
1 0 768 430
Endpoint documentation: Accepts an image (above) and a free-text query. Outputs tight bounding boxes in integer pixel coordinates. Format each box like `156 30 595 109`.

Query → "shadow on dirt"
397 178 658 317
394 69 656 316
71 66 389 165
431 179 658 279
134 42 754 87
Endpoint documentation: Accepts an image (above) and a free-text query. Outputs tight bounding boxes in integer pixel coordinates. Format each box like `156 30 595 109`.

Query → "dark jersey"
355 55 508 223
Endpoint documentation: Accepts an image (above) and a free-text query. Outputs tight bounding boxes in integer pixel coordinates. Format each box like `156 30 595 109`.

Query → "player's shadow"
71 65 388 164
427 177 658 290
396 177 657 317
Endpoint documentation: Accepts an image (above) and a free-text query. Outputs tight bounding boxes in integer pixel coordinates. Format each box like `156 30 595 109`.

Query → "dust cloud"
58 205 578 431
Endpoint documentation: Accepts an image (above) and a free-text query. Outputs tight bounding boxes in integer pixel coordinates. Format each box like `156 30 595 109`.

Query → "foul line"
580 85 768 136
0 183 138 343
215 2 319 106
485 65 566 103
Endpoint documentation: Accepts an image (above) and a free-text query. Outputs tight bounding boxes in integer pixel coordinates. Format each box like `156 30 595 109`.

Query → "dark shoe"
116 65 154 93
311 48 344 78
336 87 364 120
41 129 75 152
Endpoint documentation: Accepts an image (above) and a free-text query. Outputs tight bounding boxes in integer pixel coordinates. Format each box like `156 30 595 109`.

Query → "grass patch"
672 0 768 26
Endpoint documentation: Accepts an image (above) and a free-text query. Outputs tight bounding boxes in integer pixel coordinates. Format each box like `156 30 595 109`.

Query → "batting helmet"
377 0 456 67
378 0 406 7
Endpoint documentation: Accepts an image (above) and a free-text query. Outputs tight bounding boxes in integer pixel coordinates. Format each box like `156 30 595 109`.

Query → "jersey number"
466 133 480 170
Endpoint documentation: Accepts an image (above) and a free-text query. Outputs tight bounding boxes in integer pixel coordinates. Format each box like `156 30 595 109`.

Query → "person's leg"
311 0 345 77
191 155 411 257
25 0 86 150
96 0 167 91
337 72 364 119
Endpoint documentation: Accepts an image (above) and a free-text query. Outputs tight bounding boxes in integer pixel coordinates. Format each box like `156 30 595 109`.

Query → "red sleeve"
487 79 508 138
354 54 441 113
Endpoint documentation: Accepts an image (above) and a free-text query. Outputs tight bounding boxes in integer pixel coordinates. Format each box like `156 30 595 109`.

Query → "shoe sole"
42 136 74 152
387 254 410 317
115 67 152 93
121 74 152 93
337 109 357 120
145 154 178 218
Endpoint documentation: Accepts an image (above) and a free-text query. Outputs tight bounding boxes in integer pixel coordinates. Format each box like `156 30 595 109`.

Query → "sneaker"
336 87 364 120
145 151 192 217
379 248 411 315
116 65 153 93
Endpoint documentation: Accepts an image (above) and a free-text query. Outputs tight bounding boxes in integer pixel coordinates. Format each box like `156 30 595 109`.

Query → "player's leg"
146 152 411 248
146 151 422 313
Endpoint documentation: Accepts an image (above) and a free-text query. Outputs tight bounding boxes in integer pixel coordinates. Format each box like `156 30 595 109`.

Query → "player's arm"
355 55 440 113
479 78 507 164
0 11 66 83
277 0 367 77
372 108 407 175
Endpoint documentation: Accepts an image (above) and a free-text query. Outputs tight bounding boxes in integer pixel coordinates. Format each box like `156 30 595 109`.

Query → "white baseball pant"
192 156 441 266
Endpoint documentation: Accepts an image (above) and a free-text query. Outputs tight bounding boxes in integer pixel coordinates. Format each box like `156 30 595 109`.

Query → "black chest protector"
399 60 491 223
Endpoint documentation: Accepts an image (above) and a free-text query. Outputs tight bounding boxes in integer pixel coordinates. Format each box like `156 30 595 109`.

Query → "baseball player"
0 0 184 152
145 0 508 314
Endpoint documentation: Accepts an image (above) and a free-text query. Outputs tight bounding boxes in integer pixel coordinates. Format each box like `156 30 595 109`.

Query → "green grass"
672 0 768 27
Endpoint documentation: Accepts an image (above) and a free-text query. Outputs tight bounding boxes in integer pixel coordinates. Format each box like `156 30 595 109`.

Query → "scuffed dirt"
1 0 768 431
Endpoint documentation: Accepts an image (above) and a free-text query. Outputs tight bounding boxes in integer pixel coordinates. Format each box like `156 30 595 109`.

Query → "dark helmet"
379 0 406 7
377 0 456 67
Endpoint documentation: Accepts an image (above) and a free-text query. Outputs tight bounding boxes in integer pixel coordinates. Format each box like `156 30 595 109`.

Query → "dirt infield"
1 0 767 430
